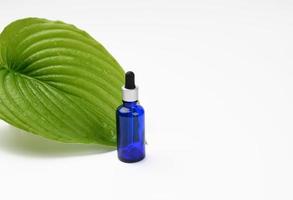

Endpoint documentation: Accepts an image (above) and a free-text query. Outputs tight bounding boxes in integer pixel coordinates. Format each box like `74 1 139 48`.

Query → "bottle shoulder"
116 103 144 117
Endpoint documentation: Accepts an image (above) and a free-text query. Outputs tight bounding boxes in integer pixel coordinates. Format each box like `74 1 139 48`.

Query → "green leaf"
0 18 124 146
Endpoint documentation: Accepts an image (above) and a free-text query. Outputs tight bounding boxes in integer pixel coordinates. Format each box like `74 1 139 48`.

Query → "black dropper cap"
125 71 136 89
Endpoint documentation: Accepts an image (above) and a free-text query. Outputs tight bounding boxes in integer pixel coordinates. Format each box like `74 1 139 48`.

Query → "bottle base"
118 155 145 163
118 143 145 163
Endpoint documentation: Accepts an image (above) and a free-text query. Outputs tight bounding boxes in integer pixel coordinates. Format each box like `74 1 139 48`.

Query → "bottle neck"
123 101 138 107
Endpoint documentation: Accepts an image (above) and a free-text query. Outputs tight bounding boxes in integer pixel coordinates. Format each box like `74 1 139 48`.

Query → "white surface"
0 0 293 199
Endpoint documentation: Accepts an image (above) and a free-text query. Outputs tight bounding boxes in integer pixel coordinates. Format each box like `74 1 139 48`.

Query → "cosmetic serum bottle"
116 71 145 163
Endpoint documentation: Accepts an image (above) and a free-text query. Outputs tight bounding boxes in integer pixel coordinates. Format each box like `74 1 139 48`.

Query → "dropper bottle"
116 71 145 163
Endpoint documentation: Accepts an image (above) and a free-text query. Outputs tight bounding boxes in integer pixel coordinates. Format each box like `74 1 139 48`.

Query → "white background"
0 0 293 199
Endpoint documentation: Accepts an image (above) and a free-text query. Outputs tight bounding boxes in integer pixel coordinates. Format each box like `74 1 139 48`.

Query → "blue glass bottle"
116 71 145 163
